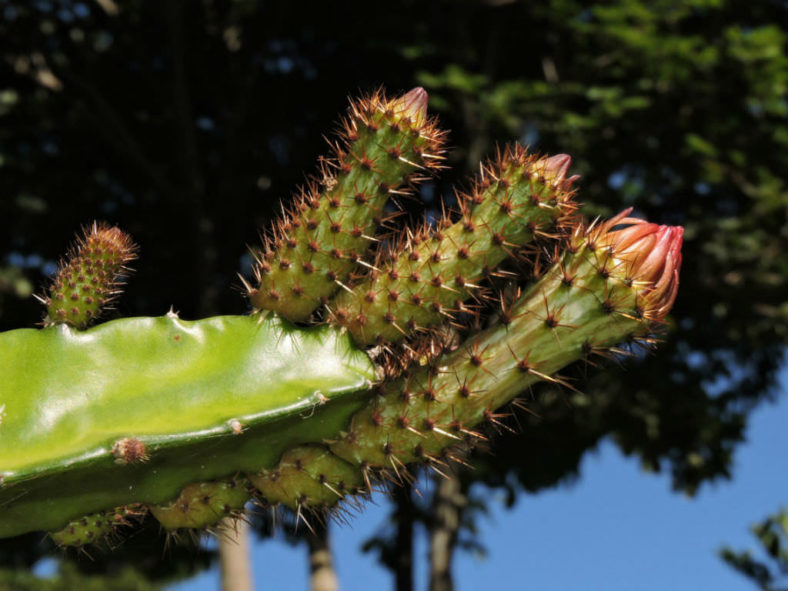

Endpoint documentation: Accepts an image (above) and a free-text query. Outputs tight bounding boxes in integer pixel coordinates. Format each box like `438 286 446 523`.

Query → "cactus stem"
250 88 446 322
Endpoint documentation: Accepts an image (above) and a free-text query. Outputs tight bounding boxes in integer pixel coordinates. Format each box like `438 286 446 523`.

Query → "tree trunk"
428 471 465 591
219 518 254 591
307 520 339 591
392 484 415 591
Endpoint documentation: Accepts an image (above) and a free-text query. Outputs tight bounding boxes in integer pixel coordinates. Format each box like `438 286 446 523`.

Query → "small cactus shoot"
42 222 137 329
0 87 683 548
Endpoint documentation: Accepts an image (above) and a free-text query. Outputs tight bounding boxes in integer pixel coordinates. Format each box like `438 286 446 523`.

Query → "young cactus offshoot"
0 87 683 548
40 222 137 329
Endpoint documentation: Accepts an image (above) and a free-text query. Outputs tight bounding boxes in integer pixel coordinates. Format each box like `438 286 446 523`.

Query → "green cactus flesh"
329 147 577 346
0 314 375 538
149 478 251 530
249 88 445 322
49 505 142 548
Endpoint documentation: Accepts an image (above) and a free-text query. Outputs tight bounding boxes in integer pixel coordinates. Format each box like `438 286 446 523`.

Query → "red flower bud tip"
390 87 429 126
595 208 684 321
538 154 580 189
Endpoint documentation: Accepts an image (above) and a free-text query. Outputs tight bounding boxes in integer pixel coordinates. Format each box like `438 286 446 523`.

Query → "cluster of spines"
247 87 446 322
328 146 579 346
41 222 137 329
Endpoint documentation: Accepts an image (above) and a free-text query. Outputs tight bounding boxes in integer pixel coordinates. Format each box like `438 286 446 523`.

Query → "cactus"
49 505 143 548
0 87 683 548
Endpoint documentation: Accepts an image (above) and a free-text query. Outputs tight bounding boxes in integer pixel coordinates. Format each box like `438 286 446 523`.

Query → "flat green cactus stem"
0 314 375 538
0 87 683 548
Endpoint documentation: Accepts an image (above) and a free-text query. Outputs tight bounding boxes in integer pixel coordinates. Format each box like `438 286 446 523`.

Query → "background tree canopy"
0 0 785 589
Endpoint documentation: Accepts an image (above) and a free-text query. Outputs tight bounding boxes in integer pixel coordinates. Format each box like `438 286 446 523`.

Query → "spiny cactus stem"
328 224 670 467
329 146 578 347
249 88 446 322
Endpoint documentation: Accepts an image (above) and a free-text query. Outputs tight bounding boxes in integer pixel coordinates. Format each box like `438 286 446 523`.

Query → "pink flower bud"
594 208 683 320
537 154 580 189
390 87 429 126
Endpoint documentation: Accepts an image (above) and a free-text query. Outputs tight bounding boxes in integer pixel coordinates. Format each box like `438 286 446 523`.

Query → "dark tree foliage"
0 0 785 587
721 509 788 591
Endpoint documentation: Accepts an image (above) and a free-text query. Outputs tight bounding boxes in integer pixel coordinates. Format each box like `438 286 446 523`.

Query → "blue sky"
171 358 788 591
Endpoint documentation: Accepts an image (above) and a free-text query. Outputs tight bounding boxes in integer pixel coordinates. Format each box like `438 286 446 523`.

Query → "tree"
721 509 788 591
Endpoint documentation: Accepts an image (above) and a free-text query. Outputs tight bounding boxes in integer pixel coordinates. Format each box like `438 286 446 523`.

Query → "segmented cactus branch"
328 211 683 468
248 87 446 322
49 505 144 548
149 479 252 530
